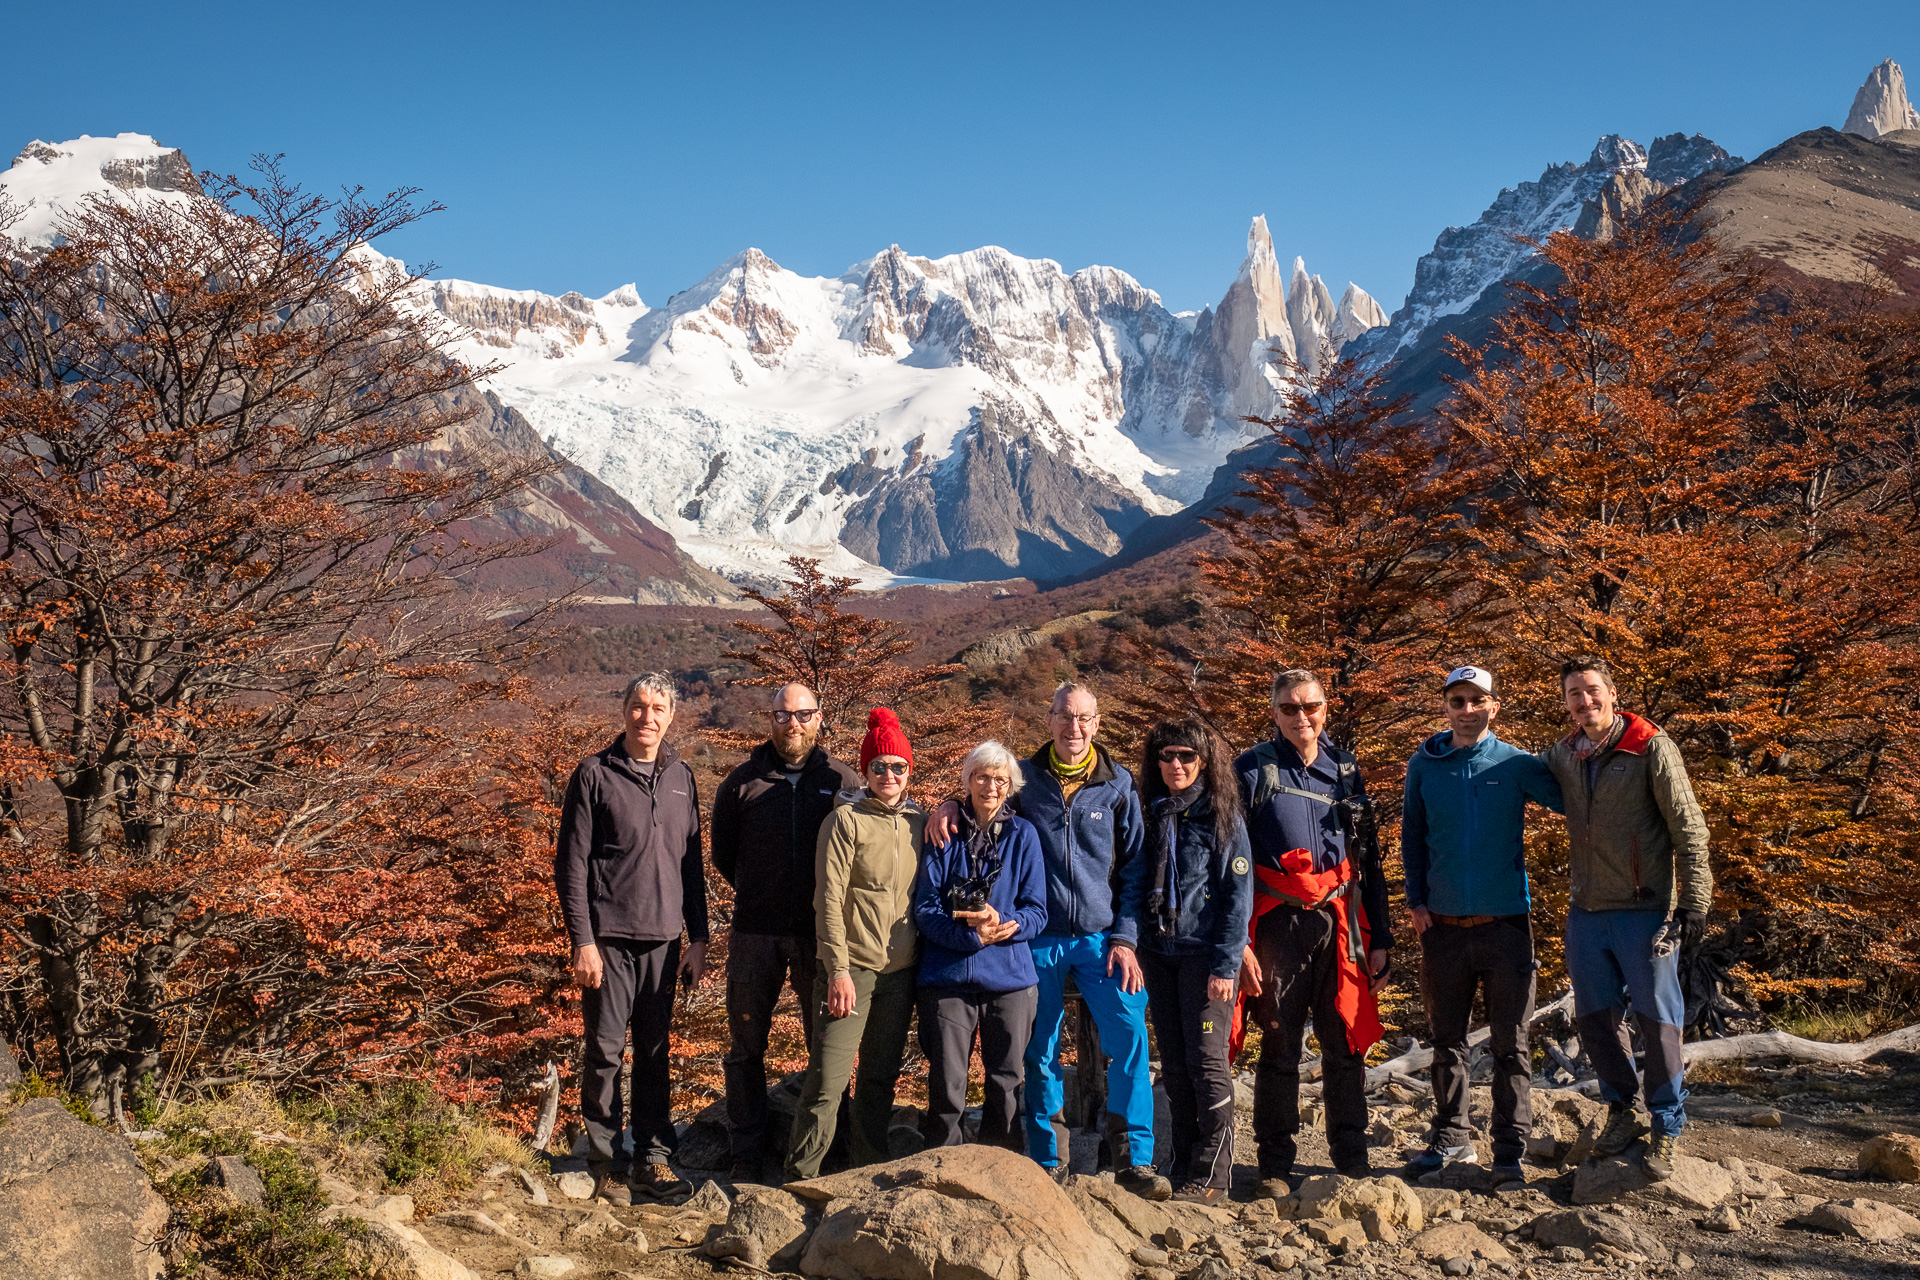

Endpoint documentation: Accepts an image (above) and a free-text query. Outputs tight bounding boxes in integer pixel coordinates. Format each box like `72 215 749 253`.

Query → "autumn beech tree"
0 162 554 1106
725 556 997 795
1447 206 1920 1000
1133 355 1498 776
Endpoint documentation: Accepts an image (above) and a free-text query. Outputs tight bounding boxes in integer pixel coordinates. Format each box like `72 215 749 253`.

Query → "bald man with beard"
710 683 862 1183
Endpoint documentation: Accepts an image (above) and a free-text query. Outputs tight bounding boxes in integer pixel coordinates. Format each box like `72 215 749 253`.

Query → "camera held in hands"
943 859 1002 916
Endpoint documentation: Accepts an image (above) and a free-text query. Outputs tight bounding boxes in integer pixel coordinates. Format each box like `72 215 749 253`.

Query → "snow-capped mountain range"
409 217 1384 584
5 58 1913 588
1346 131 1743 365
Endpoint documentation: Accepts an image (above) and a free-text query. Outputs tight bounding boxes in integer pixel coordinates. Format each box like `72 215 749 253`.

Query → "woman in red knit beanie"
785 707 926 1179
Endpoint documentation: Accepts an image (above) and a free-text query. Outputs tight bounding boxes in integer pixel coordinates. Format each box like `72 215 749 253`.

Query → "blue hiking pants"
1024 932 1156 1167
1565 907 1687 1136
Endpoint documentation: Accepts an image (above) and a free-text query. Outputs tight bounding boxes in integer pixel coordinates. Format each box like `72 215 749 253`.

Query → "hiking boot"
1591 1104 1650 1159
1334 1159 1371 1179
1172 1181 1227 1206
1116 1165 1172 1201
1255 1175 1293 1201
729 1156 766 1186
590 1170 631 1207
630 1161 692 1203
1642 1132 1678 1182
1490 1160 1526 1186
1403 1142 1478 1177
1045 1163 1071 1186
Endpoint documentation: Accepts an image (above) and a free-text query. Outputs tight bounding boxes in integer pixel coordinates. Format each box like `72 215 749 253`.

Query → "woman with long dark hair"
1136 715 1254 1204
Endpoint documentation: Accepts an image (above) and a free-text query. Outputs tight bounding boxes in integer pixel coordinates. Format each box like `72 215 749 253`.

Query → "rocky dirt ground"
291 1051 1920 1280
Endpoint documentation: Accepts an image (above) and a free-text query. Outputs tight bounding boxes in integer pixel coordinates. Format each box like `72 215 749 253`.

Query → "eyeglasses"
1157 748 1200 764
771 709 819 724
868 760 910 777
1275 700 1327 718
971 776 1013 791
1053 713 1098 726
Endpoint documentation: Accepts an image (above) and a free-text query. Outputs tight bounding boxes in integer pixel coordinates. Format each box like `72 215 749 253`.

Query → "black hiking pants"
581 937 679 1172
1250 905 1368 1178
1419 914 1535 1163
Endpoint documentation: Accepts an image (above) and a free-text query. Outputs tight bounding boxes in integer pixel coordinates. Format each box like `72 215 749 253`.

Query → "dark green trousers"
784 965 916 1180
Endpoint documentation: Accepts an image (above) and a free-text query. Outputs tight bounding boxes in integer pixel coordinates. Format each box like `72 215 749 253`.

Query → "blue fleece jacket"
1011 745 1148 946
1401 730 1564 918
1139 790 1255 980
912 810 1048 993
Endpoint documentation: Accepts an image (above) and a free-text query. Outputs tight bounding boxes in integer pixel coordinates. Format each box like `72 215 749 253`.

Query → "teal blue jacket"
1400 730 1562 918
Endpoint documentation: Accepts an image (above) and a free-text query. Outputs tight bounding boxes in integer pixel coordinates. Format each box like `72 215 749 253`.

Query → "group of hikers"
552 655 1710 1207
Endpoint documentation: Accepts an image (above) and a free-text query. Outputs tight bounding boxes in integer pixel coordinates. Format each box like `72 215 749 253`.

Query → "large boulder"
1408 1221 1512 1263
1860 1134 1920 1183
0 1097 169 1280
322 1204 482 1280
1531 1209 1670 1262
1791 1198 1920 1241
1572 1152 1732 1208
1294 1174 1425 1239
789 1145 1129 1280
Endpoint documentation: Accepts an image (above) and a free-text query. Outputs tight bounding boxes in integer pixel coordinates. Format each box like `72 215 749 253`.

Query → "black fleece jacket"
709 741 861 937
554 737 709 948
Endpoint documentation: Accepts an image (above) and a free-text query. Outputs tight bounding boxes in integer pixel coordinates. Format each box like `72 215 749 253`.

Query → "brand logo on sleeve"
1231 857 1249 875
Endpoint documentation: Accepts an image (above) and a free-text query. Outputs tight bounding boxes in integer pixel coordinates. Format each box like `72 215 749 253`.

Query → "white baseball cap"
1443 665 1496 696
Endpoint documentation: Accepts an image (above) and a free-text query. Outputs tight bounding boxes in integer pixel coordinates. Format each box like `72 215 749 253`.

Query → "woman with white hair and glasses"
911 739 1048 1150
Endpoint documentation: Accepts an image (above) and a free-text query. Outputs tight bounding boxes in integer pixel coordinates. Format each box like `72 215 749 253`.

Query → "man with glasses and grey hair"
555 673 710 1205
709 683 861 1184
1235 669 1392 1190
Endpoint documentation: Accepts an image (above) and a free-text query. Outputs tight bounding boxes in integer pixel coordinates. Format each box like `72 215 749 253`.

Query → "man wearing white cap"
1399 665 1562 1184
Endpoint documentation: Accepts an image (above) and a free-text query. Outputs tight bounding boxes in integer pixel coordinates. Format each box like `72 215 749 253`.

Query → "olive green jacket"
1543 713 1712 916
814 790 924 976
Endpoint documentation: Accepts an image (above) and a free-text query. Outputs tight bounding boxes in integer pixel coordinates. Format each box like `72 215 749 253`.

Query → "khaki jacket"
814 790 924 976
1543 713 1712 915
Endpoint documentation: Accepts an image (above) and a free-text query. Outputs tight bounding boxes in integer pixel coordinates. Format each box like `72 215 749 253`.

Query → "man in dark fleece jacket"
555 673 709 1206
708 682 860 1181
1400 665 1561 1184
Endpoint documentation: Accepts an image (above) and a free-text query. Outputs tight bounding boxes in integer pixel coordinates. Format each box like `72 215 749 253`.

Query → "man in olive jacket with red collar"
555 673 710 1205
1543 655 1711 1184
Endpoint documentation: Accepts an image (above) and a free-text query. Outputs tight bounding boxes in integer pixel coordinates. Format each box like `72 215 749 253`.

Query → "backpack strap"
1249 741 1337 809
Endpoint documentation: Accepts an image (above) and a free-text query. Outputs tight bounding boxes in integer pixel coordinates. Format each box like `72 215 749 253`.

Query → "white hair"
621 672 678 713
960 740 1024 795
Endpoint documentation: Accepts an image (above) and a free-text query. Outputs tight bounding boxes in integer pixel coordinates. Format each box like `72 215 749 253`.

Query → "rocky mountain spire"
1842 59 1920 140
1207 215 1297 421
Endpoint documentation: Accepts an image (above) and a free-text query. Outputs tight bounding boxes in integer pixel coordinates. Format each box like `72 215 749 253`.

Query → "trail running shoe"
1403 1142 1478 1177
1172 1181 1227 1206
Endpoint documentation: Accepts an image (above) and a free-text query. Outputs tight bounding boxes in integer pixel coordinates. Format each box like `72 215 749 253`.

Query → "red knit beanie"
859 707 913 773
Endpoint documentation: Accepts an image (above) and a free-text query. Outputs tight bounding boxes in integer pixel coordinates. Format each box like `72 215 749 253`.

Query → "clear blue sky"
5 2 1916 314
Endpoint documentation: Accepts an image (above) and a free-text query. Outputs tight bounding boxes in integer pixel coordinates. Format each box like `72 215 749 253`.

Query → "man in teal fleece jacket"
1400 666 1562 1184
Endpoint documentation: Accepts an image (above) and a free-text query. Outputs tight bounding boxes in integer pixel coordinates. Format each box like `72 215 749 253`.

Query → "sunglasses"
1447 696 1492 709
868 760 910 777
772 709 819 724
1275 700 1327 717
1157 748 1200 764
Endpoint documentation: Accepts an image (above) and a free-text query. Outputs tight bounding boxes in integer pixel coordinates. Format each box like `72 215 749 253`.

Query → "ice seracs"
1842 59 1920 140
